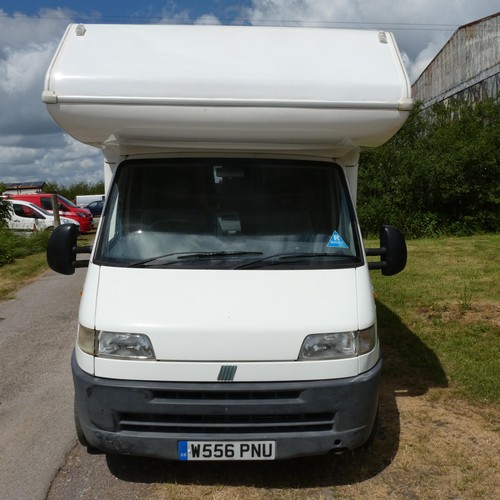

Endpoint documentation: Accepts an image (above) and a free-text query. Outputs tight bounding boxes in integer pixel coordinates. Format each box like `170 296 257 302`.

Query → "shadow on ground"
102 300 448 489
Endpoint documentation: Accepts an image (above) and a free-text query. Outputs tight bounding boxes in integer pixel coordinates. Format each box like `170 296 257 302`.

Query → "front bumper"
80 217 93 232
72 352 381 460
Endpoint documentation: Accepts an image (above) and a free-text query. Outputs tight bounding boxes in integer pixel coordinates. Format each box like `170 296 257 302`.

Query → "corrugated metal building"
412 12 499 108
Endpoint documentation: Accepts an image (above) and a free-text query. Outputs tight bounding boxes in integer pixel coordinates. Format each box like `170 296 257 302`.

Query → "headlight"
298 326 376 360
97 331 156 360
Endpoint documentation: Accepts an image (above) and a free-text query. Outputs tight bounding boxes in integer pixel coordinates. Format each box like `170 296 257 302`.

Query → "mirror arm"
73 244 92 268
365 246 387 257
366 246 387 270
75 245 92 254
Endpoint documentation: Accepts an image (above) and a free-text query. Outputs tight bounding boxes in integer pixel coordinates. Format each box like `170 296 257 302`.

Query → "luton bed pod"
42 24 412 159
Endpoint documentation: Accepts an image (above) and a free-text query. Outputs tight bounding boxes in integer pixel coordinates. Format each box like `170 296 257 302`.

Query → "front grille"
118 411 335 434
115 387 335 435
149 389 302 401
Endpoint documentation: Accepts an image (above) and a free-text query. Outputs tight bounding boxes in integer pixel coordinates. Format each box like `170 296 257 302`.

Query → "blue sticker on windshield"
327 231 349 248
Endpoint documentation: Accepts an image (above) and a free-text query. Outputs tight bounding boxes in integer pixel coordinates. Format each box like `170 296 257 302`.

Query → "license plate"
178 440 276 461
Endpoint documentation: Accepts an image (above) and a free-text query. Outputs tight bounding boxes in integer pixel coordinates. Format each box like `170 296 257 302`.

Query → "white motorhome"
45 24 412 461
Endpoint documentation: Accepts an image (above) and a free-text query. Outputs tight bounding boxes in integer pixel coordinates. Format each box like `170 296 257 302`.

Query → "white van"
44 24 411 460
75 194 105 208
5 199 79 232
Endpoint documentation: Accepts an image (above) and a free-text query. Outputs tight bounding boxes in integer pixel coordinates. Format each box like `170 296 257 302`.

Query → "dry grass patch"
418 300 500 327
0 253 48 301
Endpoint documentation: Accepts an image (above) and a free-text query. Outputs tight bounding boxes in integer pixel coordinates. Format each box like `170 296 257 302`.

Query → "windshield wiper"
177 251 262 260
234 252 354 269
127 251 263 268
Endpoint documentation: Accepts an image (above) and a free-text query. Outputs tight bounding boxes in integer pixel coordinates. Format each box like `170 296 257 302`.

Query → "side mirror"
47 224 91 275
366 225 407 276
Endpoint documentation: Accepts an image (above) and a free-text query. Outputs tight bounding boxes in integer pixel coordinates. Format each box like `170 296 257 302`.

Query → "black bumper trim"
72 352 381 459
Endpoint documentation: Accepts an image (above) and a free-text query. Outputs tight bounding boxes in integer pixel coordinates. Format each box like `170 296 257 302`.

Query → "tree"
357 98 500 237
43 181 105 202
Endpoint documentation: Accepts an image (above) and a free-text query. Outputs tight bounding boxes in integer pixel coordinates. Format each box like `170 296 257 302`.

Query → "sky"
0 1 498 187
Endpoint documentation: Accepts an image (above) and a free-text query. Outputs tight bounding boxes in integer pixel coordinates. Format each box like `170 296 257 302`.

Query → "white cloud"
195 14 222 25
0 40 58 140
0 9 102 186
34 136 103 186
0 8 69 49
0 135 102 185
409 40 445 83
2 44 51 94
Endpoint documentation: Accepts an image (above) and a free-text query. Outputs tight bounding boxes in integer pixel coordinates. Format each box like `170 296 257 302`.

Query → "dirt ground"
47 379 499 499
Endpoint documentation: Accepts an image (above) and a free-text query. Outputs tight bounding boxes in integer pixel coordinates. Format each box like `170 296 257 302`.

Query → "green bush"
0 228 51 267
358 98 500 238
0 183 9 228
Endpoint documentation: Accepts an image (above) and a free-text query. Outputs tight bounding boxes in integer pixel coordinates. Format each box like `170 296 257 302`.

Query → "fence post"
51 194 61 227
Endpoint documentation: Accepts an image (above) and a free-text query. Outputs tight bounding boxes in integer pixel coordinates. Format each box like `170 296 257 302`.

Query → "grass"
0 252 49 301
0 228 52 300
367 233 500 404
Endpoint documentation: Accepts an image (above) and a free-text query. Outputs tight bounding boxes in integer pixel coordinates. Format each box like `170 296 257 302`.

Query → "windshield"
58 194 78 208
28 203 51 216
94 159 363 269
